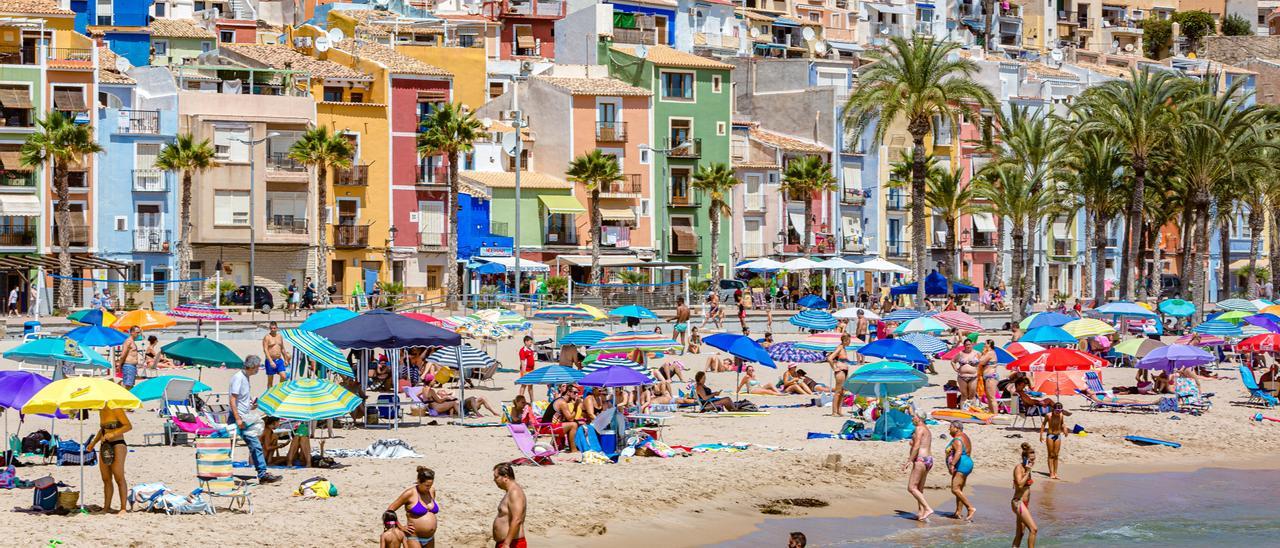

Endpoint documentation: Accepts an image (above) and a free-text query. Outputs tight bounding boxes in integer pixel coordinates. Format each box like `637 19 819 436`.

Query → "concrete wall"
151 37 214 67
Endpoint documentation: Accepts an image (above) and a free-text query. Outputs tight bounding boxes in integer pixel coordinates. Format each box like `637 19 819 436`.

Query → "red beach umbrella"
1007 348 1106 373
1237 333 1280 353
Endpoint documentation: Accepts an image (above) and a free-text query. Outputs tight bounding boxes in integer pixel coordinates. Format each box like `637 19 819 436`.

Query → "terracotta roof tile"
460 170 571 189
97 47 135 84
749 127 829 153
1024 62 1077 80
0 0 72 15
220 43 372 80
346 9 443 36
734 161 780 169
149 18 217 39
535 76 651 96
610 44 734 70
340 43 450 77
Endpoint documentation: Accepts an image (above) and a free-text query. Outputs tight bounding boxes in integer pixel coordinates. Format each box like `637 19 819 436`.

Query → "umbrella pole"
456 345 466 426
392 348 400 430
78 419 84 511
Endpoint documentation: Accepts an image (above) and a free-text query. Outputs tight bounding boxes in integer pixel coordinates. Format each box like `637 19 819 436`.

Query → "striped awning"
282 328 354 378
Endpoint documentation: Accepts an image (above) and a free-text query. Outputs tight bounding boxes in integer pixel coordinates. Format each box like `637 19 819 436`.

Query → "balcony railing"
663 137 701 158
117 110 160 134
417 164 449 186
886 242 909 257
886 193 907 210
544 228 578 246
46 48 93 64
1058 10 1077 22
741 242 769 257
1052 240 1072 258
267 218 308 234
134 227 171 252
694 32 741 50
668 190 702 207
67 171 88 190
267 152 306 172
842 188 865 205
419 230 448 250
0 224 35 246
972 231 996 248
133 169 166 191
53 225 89 247
670 233 701 256
596 121 628 142
600 175 642 197
0 171 36 190
336 164 370 186
334 223 370 247
743 193 766 212
501 0 565 18
612 28 656 45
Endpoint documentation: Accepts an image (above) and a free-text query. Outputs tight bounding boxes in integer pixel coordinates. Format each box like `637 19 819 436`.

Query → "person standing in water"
1012 443 1038 547
1040 402 1069 480
492 462 526 548
904 411 934 521
945 421 975 521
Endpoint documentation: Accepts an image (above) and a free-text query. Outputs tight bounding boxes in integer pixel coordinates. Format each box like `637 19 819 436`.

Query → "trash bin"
22 321 39 337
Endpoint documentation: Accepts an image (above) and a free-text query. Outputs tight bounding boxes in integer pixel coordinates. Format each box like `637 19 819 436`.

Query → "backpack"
732 399 758 413
21 430 52 456
32 476 57 512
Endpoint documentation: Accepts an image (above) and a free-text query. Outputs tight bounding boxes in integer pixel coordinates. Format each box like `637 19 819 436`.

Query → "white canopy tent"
780 257 824 270
853 257 911 273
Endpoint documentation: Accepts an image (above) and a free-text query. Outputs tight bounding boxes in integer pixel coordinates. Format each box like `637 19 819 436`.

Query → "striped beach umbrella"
282 328 353 378
427 344 497 370
1193 320 1243 337
441 315 476 331
68 308 117 327
559 329 607 347
583 356 653 379
587 331 681 353
1062 318 1115 338
257 378 359 421
767 341 826 363
475 309 531 331
893 316 947 335
1215 298 1258 313
1019 312 1074 330
898 332 948 354
794 332 859 352
1174 334 1226 346
460 319 511 340
883 309 923 322
933 311 982 332
533 304 602 321
1113 338 1165 358
516 365 585 385
1241 324 1271 337
1004 342 1046 358
789 309 838 331
170 302 233 322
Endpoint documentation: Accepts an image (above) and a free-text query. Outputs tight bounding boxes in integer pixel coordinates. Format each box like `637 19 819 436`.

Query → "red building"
483 0 565 59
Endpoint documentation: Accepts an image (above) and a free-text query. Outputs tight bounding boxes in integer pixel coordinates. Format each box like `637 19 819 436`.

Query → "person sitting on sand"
581 388 610 421
904 411 934 522
371 358 394 391
761 332 774 349
538 387 580 452
1040 402 1069 480
261 417 287 465
705 353 735 372
778 364 814 395
694 371 734 411
144 336 173 372
795 369 830 393
736 365 783 396
687 327 703 354
420 386 498 417
1154 370 1174 394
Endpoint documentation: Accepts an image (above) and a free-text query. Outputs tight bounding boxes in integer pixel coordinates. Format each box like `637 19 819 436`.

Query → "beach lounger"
1238 365 1279 408
142 378 203 446
194 436 254 514
506 424 558 465
1074 389 1159 413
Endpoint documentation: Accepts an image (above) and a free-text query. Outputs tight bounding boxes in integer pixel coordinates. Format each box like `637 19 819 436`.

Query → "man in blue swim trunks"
262 321 290 388
668 296 690 353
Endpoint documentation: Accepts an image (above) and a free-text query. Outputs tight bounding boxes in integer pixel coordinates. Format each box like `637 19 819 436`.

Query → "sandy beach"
3 322 1279 547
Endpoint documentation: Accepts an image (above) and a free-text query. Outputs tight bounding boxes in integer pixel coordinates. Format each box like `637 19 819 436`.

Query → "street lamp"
233 131 280 318
385 224 399 294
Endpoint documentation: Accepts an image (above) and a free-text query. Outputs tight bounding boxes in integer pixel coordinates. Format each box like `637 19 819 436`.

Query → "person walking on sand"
492 462 526 548
669 296 691 351
262 321 290 388
117 326 142 390
517 336 536 404
229 355 282 485
7 285 17 316
825 333 854 416
904 411 934 522
84 406 131 514
387 466 439 547
1012 443 1038 547
1040 402 1069 480
945 421 976 521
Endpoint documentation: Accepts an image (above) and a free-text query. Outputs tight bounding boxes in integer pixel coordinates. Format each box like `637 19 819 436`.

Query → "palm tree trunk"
945 217 957 295
1184 208 1203 322
55 164 71 310
981 0 996 50
316 165 330 304
179 171 194 302
709 203 722 292
1219 212 1232 300
1124 161 1147 302
1137 221 1153 302
909 130 928 311
1119 195 1134 300
1082 207 1094 301
1179 205 1193 295
1093 211 1108 306
801 198 813 291
446 152 461 305
1011 225 1026 322
1271 205 1280 298
590 187 602 290
993 219 1005 291
1193 205 1213 321
1247 206 1263 299
1152 226 1164 299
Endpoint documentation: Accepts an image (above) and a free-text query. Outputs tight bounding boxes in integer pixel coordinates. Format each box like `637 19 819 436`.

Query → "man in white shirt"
7 286 17 317
228 355 281 484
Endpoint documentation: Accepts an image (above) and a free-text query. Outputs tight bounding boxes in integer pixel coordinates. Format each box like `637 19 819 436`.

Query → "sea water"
712 468 1280 547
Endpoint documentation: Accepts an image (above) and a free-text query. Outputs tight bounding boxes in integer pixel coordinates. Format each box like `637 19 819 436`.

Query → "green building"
147 18 215 67
601 43 733 279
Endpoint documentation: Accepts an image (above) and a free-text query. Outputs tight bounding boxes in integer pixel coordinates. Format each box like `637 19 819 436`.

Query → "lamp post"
957 228 971 285
233 131 280 319
385 225 398 303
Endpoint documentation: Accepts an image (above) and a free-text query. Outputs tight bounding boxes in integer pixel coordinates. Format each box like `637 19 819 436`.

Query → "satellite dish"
801 27 815 42
880 26 890 35
1123 43 1134 52
1050 48 1063 62
115 56 131 73
1111 40 1120 49
813 40 827 55
328 28 345 44
499 131 519 156
749 27 761 39
634 45 648 59
315 35 331 52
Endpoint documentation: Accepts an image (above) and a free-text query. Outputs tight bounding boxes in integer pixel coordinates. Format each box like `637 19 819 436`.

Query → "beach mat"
681 411 771 418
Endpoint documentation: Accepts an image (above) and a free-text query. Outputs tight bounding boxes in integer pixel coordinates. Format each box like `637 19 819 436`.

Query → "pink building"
731 122 834 259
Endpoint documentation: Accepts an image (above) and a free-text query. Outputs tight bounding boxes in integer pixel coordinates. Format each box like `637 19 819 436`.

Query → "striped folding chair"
194 436 254 514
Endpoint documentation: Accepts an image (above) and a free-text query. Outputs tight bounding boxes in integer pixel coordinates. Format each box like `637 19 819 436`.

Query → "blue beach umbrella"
766 341 825 363
608 304 659 320
789 309 838 331
1019 311 1074 330
797 295 829 309
315 309 461 349
704 333 776 368
883 309 924 322
857 338 930 365
300 308 358 331
897 333 948 355
65 325 128 347
558 329 608 347
1158 299 1196 318
1193 320 1243 337
4 338 111 369
516 365 586 385
1019 326 1078 346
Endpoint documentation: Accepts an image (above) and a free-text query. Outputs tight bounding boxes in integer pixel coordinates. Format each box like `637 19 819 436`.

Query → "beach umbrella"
1004 342 1046 358
1213 310 1252 324
893 316 947 335
113 309 177 331
316 309 461 349
1032 371 1086 397
844 361 927 440
766 341 825 363
797 295 829 309
441 315 476 331
1158 299 1196 318
559 329 607 347
933 311 982 332
65 325 128 347
988 345 1017 365
300 308 359 331
582 357 654 383
427 344 496 370
4 337 111 369
1244 313 1280 332
169 302 233 322
491 310 531 331
0 371 59 411
1261 304 1280 316
1242 324 1272 337
129 375 212 402
588 331 681 353
401 312 443 325
833 307 881 321
1216 298 1259 313
1192 320 1242 337
257 378 360 422
161 337 243 369
1251 299 1275 309
704 333 776 368
1174 334 1226 346
794 332 859 352
533 304 600 321
1237 333 1280 353
1093 301 1159 318
1007 348 1105 373
608 304 659 320
883 309 923 322
1019 326 1078 345
1138 344 1215 371
1113 338 1165 358
578 365 654 387
789 309 838 331
281 328 353 378
898 333 948 354
516 365 586 386
1062 318 1116 338
460 318 512 341
857 338 930 365
1018 312 1074 330
739 257 784 271
68 308 116 327
779 257 823 271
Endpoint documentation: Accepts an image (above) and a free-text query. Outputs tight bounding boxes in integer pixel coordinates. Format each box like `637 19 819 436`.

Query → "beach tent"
889 272 978 296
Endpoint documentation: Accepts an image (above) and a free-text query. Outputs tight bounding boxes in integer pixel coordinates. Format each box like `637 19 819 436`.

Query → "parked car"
225 285 274 313
1159 275 1182 299
717 279 748 303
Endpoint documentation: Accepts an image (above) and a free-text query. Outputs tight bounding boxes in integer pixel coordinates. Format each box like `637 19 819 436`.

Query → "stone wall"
1238 59 1280 104
1202 35 1280 65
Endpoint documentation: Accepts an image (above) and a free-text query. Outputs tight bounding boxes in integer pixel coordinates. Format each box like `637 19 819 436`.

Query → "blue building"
71 0 155 67
94 57 178 308
457 192 513 261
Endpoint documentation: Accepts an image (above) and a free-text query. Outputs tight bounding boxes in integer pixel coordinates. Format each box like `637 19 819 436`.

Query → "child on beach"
1012 443 1038 547
381 510 405 548
1040 402 1069 480
517 336 536 404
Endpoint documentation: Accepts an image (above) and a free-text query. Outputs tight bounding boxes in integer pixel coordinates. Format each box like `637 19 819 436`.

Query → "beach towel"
293 477 338 499
323 439 420 460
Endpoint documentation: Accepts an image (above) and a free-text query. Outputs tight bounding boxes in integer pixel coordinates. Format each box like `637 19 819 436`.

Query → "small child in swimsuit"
1040 402 1069 480
380 510 405 548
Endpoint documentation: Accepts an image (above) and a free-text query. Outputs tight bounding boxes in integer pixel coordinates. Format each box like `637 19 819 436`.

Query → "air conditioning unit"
499 110 520 120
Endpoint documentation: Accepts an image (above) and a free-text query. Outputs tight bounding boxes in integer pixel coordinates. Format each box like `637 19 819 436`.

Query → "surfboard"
1124 435 1181 448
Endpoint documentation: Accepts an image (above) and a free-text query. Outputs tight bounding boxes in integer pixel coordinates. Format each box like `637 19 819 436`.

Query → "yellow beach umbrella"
1137 302 1155 311
113 309 177 331
577 304 608 321
1262 305 1280 316
21 377 142 415
1062 318 1116 338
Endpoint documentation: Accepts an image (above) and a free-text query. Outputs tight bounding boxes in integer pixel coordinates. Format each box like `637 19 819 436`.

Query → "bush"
1142 18 1173 59
544 276 568 299
616 271 647 285
1221 13 1253 36
377 281 404 308
1173 10 1216 52
747 277 772 289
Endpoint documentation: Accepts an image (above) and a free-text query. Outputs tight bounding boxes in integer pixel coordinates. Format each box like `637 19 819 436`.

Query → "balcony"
741 242 769 257
694 32 742 50
845 239 867 253
596 121 628 142
134 227 171 252
0 222 34 247
599 174 642 198
670 233 701 256
841 188 865 206
67 171 88 191
0 46 37 65
972 231 996 249
46 47 93 66
417 164 449 186
334 223 370 248
267 152 306 172
663 137 701 159
0 171 36 191
886 193 907 210
419 230 448 251
267 217 308 234
743 193 766 213
668 190 702 208
544 227 579 246
53 225 89 247
498 0 565 18
336 164 369 186
886 242 909 257
1052 240 1072 259
133 169 166 192
612 28 656 45
117 110 160 134
1057 10 1078 23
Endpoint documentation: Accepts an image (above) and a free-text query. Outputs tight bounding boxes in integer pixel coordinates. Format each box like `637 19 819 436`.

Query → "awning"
827 40 862 53
1229 258 1270 271
961 17 986 31
0 253 128 271
0 88 31 109
515 26 535 49
558 255 642 267
479 256 549 272
0 150 24 170
1051 221 1069 240
916 2 935 8
866 3 912 15
773 16 802 27
788 212 805 232
972 212 996 232
599 207 635 221
53 89 86 111
0 194 40 216
539 194 587 215
672 225 697 252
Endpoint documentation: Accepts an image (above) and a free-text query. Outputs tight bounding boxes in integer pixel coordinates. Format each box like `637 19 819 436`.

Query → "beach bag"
294 476 338 499
32 476 57 512
732 399 758 413
21 430 52 456
56 491 79 511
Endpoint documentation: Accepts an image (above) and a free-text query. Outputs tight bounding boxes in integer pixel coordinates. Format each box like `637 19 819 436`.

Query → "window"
670 168 691 204
155 2 166 16
153 40 168 56
137 204 162 228
332 259 345 283
266 191 307 231
323 86 344 102
219 30 235 43
639 148 650 164
0 85 33 127
135 143 161 170
348 91 364 103
458 33 477 48
52 86 87 114
214 190 250 226
660 72 694 100
694 9 705 27
513 24 536 56
114 216 127 231
212 126 251 162
201 41 213 52
716 121 726 136
809 11 820 22
711 74 722 93
670 118 691 144
336 198 359 225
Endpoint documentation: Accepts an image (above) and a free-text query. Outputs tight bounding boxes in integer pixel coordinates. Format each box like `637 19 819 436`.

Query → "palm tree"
923 167 975 295
1237 167 1276 299
565 149 624 290
781 156 837 290
1076 68 1197 300
691 162 739 291
973 165 1065 322
156 134 216 301
845 36 994 310
1063 134 1126 304
21 111 103 309
289 127 353 304
418 103 483 304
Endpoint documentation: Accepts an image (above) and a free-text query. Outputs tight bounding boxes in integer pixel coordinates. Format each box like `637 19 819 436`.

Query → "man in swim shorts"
262 321 289 388
670 296 691 351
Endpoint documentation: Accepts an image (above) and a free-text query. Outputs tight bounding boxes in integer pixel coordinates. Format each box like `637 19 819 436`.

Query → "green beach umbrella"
257 378 359 421
130 375 213 402
161 337 244 368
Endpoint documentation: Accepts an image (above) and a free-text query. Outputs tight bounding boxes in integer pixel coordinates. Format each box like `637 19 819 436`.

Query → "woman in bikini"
144 335 173 373
904 411 934 521
952 339 980 409
687 327 703 354
735 365 783 396
84 406 132 514
779 364 814 395
1040 402 1068 480
826 333 855 416
420 386 498 418
945 421 976 521
977 339 1001 414
387 466 440 547
1012 443 1038 547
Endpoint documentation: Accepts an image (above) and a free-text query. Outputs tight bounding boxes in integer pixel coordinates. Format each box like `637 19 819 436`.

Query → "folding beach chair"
506 424 558 465
1173 377 1212 412
1081 371 1113 410
194 436 254 514
1239 365 1279 408
1074 389 1159 413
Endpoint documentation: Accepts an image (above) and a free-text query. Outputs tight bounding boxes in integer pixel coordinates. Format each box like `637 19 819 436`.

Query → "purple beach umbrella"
577 365 654 387
0 371 66 417
1137 344 1216 371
